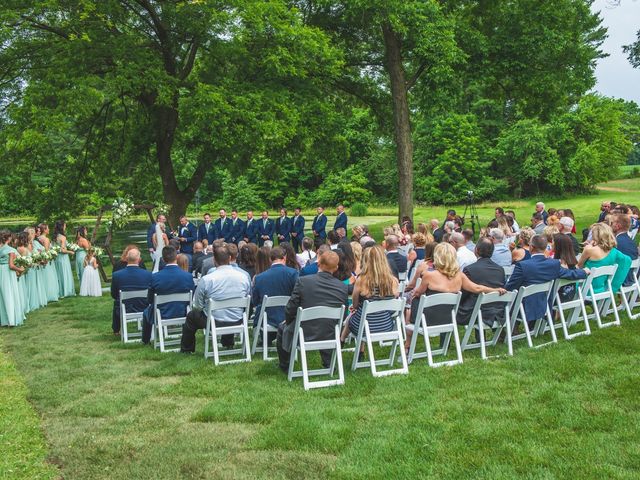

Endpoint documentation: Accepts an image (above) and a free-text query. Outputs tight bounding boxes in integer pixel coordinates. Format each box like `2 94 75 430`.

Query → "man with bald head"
110 247 152 336
385 234 407 279
276 250 349 372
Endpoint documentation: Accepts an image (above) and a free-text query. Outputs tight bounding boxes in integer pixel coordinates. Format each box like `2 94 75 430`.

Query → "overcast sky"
592 0 640 103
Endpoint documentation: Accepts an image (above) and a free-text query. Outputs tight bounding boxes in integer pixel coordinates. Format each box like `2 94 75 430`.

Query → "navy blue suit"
142 265 194 343
300 261 319 277
244 218 259 244
312 214 327 242
276 216 292 244
197 222 216 245
229 218 245 244
110 265 152 334
505 254 587 322
291 215 305 252
215 217 233 242
258 218 275 246
252 264 299 327
178 222 197 254
333 212 348 232
616 233 638 286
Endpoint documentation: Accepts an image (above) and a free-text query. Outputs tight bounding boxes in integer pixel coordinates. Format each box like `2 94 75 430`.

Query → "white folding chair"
584 265 621 328
406 292 462 367
503 265 515 282
349 298 408 377
119 289 148 344
204 296 252 365
619 258 640 320
461 291 517 359
398 271 408 282
153 291 193 353
288 305 346 390
251 295 290 361
508 281 556 349
552 278 591 340
408 259 424 283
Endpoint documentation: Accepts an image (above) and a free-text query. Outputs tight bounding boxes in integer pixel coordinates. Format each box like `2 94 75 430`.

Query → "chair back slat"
297 305 345 323
209 296 251 311
361 298 405 315
120 289 148 301
154 291 192 306
480 290 516 306
263 295 290 308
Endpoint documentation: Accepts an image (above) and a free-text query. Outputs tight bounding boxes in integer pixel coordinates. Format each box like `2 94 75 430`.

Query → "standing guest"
296 237 316 269
180 246 251 353
558 217 581 256
534 202 548 224
0 230 25 327
215 209 232 242
79 248 103 297
37 223 60 302
238 243 258 279
450 231 477 271
277 251 348 372
531 213 545 235
244 210 259 244
385 234 408 279
333 204 348 232
74 226 91 282
462 229 475 252
198 213 216 246
147 214 171 258
488 228 512 267
177 216 197 256
142 246 194 344
191 242 205 274
229 210 245 244
609 214 639 286
290 207 305 253
275 208 292 245
258 210 275 247
506 210 520 233
176 254 190 272
579 223 631 294
311 206 327 248
280 242 300 271
598 201 611 223
113 244 147 273
110 247 151 336
255 246 272 276
553 234 580 303
53 221 76 298
512 228 535 264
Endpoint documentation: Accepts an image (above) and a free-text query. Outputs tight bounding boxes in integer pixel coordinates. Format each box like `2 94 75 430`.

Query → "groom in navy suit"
110 247 152 335
333 204 348 232
291 207 305 252
197 213 216 246
142 246 194 344
215 209 233 242
177 216 197 255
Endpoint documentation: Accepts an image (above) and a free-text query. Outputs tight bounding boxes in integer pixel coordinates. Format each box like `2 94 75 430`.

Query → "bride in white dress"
152 222 169 273
79 249 102 297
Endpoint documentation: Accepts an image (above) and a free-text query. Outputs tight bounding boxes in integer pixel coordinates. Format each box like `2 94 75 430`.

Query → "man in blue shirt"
489 228 512 267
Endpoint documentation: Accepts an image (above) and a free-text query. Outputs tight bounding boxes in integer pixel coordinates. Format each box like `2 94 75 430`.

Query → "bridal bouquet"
66 242 80 253
107 197 135 230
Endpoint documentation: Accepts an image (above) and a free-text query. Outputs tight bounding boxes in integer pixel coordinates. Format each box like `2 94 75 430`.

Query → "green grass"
2 294 640 479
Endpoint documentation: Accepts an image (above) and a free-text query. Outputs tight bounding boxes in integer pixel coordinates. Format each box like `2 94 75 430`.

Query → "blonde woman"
340 245 399 342
579 223 631 293
542 225 559 257
350 241 363 276
405 243 506 350
512 227 535 263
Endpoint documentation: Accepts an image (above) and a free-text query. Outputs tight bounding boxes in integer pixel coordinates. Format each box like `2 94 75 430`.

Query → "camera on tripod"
466 190 474 201
461 190 479 240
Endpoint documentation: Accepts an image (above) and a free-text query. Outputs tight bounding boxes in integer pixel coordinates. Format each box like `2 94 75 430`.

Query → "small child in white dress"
79 248 102 297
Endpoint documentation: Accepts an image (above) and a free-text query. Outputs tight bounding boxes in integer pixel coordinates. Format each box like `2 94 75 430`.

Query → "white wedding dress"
152 224 165 273
79 258 102 297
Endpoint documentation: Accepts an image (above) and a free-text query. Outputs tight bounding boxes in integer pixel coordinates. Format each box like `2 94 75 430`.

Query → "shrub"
350 202 368 216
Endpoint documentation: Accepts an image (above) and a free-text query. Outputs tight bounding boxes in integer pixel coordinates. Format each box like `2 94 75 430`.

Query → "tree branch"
180 39 199 80
405 62 427 91
21 16 70 40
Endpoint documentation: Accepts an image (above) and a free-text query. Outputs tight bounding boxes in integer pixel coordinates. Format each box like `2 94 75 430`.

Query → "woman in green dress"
0 230 26 327
15 232 39 313
38 223 60 302
54 221 76 298
27 227 49 308
74 226 91 283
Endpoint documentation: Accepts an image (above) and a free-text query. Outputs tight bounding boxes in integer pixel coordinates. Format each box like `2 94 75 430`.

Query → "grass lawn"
2 294 640 479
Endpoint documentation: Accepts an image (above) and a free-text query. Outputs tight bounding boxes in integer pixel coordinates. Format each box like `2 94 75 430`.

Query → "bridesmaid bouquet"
48 247 60 260
93 247 105 257
66 242 80 253
30 251 49 267
15 255 34 271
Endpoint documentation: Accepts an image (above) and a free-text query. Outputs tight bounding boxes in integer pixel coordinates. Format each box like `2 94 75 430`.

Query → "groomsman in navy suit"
177 215 197 255
291 207 305 252
229 210 245 244
276 208 292 245
244 210 259 244
215 209 233 242
311 206 327 248
110 247 152 335
197 213 216 246
141 246 194 344
333 204 348 232
258 210 275 246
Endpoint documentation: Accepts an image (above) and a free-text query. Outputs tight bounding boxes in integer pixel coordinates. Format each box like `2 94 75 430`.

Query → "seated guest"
553 233 579 302
531 213 545 235
176 253 190 272
277 251 348 371
300 244 331 276
226 243 248 278
352 225 374 246
512 228 534 263
255 246 272 276
457 238 506 326
327 230 340 250
112 244 147 273
193 244 213 276
351 241 363 276
610 214 638 286
200 239 226 275
542 225 560 256
278 242 300 271
579 223 632 294
142 246 194 344
506 210 520 233
252 247 299 334
558 217 580 256
336 227 349 247
488 228 512 267
407 232 427 279
180 246 252 352
296 237 316 269
385 234 408 279
506 235 587 327
431 219 444 243
334 245 357 287
110 247 152 336
238 243 258 279
462 229 475 252
450 232 477 270
191 241 205 273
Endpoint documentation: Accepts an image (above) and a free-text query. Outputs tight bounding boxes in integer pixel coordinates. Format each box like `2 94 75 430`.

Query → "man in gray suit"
276 250 348 372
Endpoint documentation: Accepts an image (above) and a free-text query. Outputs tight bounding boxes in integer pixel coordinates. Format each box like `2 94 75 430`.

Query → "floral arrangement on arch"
107 197 135 230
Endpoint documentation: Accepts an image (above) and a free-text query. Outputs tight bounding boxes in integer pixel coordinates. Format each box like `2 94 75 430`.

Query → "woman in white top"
296 237 316 269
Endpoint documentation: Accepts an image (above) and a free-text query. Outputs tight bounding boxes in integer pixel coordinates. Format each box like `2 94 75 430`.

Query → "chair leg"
299 331 310 390
244 322 252 362
334 326 345 385
478 313 487 360
452 321 463 365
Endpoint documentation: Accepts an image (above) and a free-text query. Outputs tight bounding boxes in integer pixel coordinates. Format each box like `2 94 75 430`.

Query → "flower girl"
79 248 102 297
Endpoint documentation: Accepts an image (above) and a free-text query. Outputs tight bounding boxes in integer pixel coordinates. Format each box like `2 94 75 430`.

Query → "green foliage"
350 202 368 216
220 170 265 212
313 165 372 207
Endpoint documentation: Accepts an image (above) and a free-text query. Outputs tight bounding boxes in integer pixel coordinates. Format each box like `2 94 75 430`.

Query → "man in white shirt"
450 232 476 270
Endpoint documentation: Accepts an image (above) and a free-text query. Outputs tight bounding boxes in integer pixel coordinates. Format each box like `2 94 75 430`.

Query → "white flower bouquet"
66 242 80 253
15 255 33 270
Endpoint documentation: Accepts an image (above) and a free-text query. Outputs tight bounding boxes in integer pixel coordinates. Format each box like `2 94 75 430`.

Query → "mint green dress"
75 247 87 282
585 248 632 294
55 236 76 298
32 240 49 308
0 245 25 326
39 236 60 302
16 253 29 315
24 251 44 312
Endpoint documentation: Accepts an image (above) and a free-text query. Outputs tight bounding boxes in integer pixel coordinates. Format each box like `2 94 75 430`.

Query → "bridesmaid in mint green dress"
53 221 76 298
0 231 26 327
16 233 37 313
28 228 49 308
38 224 60 302
74 226 90 283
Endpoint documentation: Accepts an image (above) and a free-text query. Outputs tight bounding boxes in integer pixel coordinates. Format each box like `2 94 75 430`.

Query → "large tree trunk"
382 22 414 223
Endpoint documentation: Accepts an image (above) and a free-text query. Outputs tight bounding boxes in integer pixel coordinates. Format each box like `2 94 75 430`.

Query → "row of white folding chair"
251 295 290 361
204 296 252 365
503 265 515 282
616 258 640 320
154 291 193 353
408 259 424 283
119 289 148 344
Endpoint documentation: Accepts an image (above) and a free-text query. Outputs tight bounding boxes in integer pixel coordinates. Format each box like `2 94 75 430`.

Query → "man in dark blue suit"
244 210 259 244
290 207 305 253
311 206 327 248
110 247 152 335
611 214 638 286
177 215 197 256
252 247 299 336
215 209 233 242
197 213 216 246
229 210 245 244
505 235 588 326
142 246 194 344
258 210 275 246
275 208 292 245
333 204 348 232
